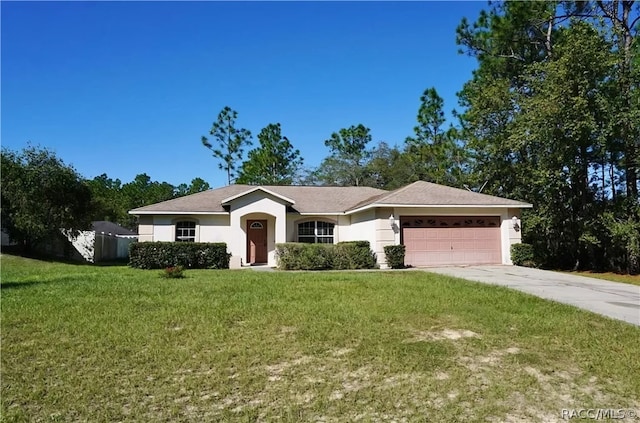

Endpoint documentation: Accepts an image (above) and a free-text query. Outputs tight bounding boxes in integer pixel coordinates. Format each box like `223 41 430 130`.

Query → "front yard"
1 255 639 422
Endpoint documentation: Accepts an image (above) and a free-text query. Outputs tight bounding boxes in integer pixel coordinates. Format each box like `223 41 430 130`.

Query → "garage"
401 216 501 266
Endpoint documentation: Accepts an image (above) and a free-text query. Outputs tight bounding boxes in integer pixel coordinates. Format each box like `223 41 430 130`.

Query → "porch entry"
247 219 268 264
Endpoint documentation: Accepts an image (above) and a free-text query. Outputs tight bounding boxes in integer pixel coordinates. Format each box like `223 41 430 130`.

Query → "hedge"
510 243 536 267
275 241 377 270
334 241 377 270
383 245 406 269
129 242 230 269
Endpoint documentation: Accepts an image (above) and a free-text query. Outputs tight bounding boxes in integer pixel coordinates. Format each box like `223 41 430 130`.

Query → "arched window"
297 221 334 244
175 221 196 242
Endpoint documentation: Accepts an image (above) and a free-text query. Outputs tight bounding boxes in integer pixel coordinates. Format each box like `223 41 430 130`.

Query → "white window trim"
174 219 199 242
296 220 335 244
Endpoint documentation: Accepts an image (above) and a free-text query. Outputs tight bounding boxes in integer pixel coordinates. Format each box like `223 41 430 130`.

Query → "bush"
129 242 230 269
511 243 536 267
275 241 377 270
275 243 334 270
383 245 405 269
334 241 377 270
161 265 185 279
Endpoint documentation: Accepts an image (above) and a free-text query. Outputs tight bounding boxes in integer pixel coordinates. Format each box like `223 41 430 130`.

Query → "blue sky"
2 1 486 188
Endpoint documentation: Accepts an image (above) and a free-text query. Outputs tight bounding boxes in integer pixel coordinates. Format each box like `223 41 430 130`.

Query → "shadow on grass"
0 275 89 290
1 251 129 267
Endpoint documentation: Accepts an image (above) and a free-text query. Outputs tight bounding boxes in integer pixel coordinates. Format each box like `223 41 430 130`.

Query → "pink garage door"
401 216 501 266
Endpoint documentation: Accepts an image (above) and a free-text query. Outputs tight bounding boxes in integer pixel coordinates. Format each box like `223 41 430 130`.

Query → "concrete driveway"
425 266 640 326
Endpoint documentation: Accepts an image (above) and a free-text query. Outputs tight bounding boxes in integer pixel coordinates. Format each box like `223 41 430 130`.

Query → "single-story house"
129 181 532 268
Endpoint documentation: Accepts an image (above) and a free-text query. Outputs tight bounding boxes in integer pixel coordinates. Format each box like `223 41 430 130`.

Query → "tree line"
1 145 211 251
2 1 638 273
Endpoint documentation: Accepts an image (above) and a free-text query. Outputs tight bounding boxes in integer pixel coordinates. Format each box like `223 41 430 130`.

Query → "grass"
565 270 640 287
2 255 639 422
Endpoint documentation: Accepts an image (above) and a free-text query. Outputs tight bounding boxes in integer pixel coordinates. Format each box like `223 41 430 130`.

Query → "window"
297 221 334 244
176 221 196 242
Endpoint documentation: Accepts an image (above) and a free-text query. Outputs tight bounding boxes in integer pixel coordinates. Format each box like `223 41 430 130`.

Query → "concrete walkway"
424 266 640 326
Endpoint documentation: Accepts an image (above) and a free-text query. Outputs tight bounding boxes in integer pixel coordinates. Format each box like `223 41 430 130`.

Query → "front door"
247 220 268 264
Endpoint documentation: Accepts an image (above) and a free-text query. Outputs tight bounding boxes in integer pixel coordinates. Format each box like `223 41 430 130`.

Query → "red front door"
247 220 268 264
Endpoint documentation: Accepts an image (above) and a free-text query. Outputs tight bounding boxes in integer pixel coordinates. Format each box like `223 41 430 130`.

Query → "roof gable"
221 186 295 206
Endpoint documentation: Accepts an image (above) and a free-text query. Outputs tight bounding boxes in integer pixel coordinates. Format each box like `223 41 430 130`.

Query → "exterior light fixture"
512 216 521 232
389 214 396 228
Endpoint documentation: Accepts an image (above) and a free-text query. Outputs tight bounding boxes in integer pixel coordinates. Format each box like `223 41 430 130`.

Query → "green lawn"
566 270 640 287
2 255 639 422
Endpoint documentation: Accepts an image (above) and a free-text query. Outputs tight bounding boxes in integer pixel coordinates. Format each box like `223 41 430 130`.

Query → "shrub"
334 241 377 270
383 245 405 269
161 265 185 279
129 242 230 269
275 241 377 270
275 243 333 270
511 243 536 267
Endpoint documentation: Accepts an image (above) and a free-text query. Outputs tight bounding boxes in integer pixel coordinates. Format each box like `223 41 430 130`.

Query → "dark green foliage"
405 88 467 186
160 265 185 279
201 106 252 185
275 241 377 270
365 142 417 190
333 241 377 270
314 124 373 186
383 245 406 269
90 174 210 230
455 2 640 273
1 146 93 251
129 242 230 269
275 243 334 270
174 178 211 197
510 243 536 267
236 123 304 185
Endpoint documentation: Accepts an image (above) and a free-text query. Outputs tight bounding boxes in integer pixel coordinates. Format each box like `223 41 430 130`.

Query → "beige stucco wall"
374 208 396 268
149 215 230 243
228 192 287 267
349 209 377 256
137 216 154 242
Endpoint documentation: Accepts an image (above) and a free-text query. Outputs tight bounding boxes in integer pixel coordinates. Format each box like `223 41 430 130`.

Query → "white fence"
67 231 137 263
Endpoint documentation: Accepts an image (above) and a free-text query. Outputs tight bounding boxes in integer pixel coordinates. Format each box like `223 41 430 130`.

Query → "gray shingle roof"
346 181 532 211
92 221 137 235
129 182 531 215
129 185 387 214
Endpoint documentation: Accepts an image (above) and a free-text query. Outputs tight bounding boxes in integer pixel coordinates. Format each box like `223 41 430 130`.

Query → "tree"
365 142 415 190
236 123 304 185
0 146 93 251
175 177 211 197
405 88 467 185
315 124 373 186
455 0 639 272
120 174 176 229
187 177 211 194
201 106 252 185
87 173 125 224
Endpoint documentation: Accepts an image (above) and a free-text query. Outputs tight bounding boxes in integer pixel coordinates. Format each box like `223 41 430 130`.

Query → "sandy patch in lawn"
458 346 520 371
330 347 354 357
404 328 480 343
265 355 313 377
